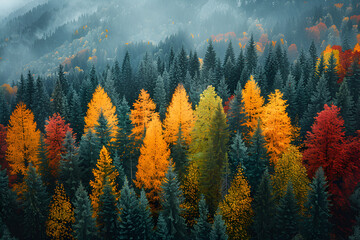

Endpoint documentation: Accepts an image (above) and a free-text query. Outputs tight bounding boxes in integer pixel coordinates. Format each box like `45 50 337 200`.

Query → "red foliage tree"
223 95 234 114
45 113 73 177
0 124 8 170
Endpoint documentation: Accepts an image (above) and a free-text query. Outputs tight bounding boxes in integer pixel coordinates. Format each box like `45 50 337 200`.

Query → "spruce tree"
302 167 331 240
253 170 276 240
155 212 168 240
58 65 69 94
217 77 230 105
138 189 154 240
234 50 245 83
16 74 25 104
51 78 67 118
192 195 211 240
0 167 17 237
245 34 257 74
171 125 189 182
203 41 217 72
160 164 187 239
275 182 300 240
112 152 126 190
25 71 36 111
227 82 246 136
95 111 112 152
273 70 283 91
0 90 10 126
154 75 167 120
33 77 49 132
336 78 356 135
325 53 339 97
210 211 228 240
122 51 133 101
349 60 360 100
189 51 200 79
68 89 83 139
309 41 317 71
228 132 247 178
282 74 297 122
296 76 307 120
73 183 97 240
89 65 98 93
223 57 236 94
21 165 49 240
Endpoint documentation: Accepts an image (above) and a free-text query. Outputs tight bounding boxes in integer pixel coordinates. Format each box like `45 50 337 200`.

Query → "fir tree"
192 195 211 240
0 90 10 126
223 57 236 94
273 70 283 91
16 74 25 104
122 51 133 101
217 77 230 105
234 50 245 85
0 167 17 237
94 111 112 152
73 183 97 240
68 89 83 139
228 132 247 178
189 51 200 79
25 71 36 111
155 212 168 240
302 167 331 240
170 125 189 181
245 34 257 74
210 211 228 240
349 60 360 100
51 78 68 119
138 189 154 240
282 74 297 122
309 41 317 71
203 41 217 72
325 53 339 97
33 77 49 132
336 78 356 135
37 136 53 189
154 75 167 120
112 152 126 190
227 82 246 136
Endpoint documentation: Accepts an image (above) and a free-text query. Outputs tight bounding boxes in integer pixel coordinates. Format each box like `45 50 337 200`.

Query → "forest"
1 0 360 240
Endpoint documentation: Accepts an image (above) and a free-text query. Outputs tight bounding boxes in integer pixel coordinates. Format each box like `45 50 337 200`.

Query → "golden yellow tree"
241 75 264 140
130 89 156 141
261 89 293 163
219 167 253 240
134 114 170 210
163 84 195 145
6 103 40 175
90 146 119 217
271 145 310 209
46 183 75 240
84 85 118 140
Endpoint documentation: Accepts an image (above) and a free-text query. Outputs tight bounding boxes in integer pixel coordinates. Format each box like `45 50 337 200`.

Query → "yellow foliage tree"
84 85 118 140
90 146 119 217
46 183 75 240
271 146 310 209
163 84 195 145
134 114 170 210
130 89 156 141
6 103 40 176
219 167 253 240
261 89 293 163
241 76 264 140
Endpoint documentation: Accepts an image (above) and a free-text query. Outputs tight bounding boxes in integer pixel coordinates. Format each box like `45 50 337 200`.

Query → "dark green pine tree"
79 129 100 189
229 132 248 178
223 57 235 94
189 51 200 79
163 69 171 102
296 76 307 120
356 96 360 133
58 65 69 94
169 58 181 97
240 67 250 90
253 67 267 101
112 60 122 96
215 59 223 87
202 103 229 214
118 178 140 239
245 120 268 193
140 52 157 96
104 68 119 107
273 70 283 91
80 77 93 118
275 182 300 240
157 56 165 76
37 136 53 190
325 53 339 98
0 167 17 238
350 226 360 240
0 90 10 126
68 89 83 140
210 211 228 240
234 50 245 85
112 152 126 190
309 41 317 71
282 74 297 123
59 131 82 200
245 34 257 74
223 41 235 67
97 178 118 240
73 183 97 240
177 46 188 82
169 47 175 70
227 82 246 136
25 71 36 111
300 75 331 137
154 75 167 120
137 189 154 240
302 167 331 240
160 164 187 240
264 47 278 93
89 65 98 94
95 111 112 152
21 164 49 240
51 78 67 117
16 74 25 104
336 78 356 135
155 212 168 240
171 125 189 182
349 59 360 101
192 195 211 240
217 77 230 105
253 170 276 240
351 183 360 240
33 77 49 132
203 41 217 73
121 52 133 101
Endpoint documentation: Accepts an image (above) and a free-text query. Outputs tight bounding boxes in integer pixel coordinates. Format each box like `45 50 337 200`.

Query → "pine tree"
227 82 246 136
33 77 49 132
223 57 235 94
282 74 297 122
273 70 283 91
121 51 133 102
73 183 97 240
275 182 300 240
324 52 339 97
51 79 67 118
203 41 217 72
160 164 187 239
210 211 228 240
296 76 307 120
154 75 167 120
171 125 189 181
94 111 112 152
58 65 69 94
302 167 331 240
336 78 356 135
217 77 230 105
0 90 10 126
112 152 126 190
97 178 118 240
309 41 317 71
253 170 276 240
103 68 119 107
16 74 25 104
68 89 83 139
189 51 200 79
0 168 17 236
138 189 154 240
245 35 257 74
228 132 247 179
234 50 245 86
192 195 211 240
89 65 98 93
46 183 75 240
118 178 140 239
25 71 36 111
155 212 168 240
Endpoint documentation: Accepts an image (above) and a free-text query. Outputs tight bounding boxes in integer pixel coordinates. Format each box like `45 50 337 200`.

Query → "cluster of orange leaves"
306 22 327 43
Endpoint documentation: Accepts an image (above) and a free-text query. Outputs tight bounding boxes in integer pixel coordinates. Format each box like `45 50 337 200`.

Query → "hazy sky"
0 0 33 19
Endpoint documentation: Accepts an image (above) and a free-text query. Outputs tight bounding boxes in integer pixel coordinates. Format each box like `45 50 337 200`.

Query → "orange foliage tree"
45 113 73 177
261 90 293 163
241 76 264 140
135 114 170 210
130 89 156 141
6 103 40 176
84 85 118 140
163 84 195 145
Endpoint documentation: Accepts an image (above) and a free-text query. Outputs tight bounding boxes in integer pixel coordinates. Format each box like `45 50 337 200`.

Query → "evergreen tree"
296 76 307 120
0 90 10 126
217 77 230 105
177 46 188 82
118 178 140 239
223 57 236 94
154 75 167 120
302 168 331 240
160 164 187 239
104 68 119 107
94 111 112 152
282 74 297 122
273 70 283 91
33 77 49 132
89 65 98 93
245 120 268 192
227 82 246 136
275 182 300 240
138 189 154 240
51 78 68 119
25 71 36 111
245 35 257 74
264 48 278 92
68 89 83 139
37 135 53 189
309 41 317 71
253 170 276 240
336 78 356 135
97 178 118 240
112 152 126 190
16 74 25 104
189 51 200 79
349 59 360 100
73 183 97 240
210 211 228 240
58 65 69 94
0 167 17 237
122 51 133 102
22 165 49 240
203 41 217 72
234 50 245 85
170 125 189 181
324 53 339 97
192 195 211 240
228 132 247 178
155 212 168 240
